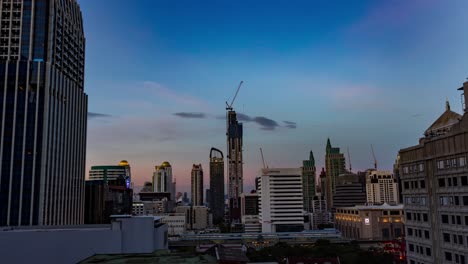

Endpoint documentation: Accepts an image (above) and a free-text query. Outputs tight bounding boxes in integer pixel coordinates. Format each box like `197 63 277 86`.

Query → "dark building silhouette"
85 176 133 224
227 109 243 222
325 139 346 209
191 164 203 206
333 172 366 208
0 0 87 226
302 151 316 212
209 148 224 224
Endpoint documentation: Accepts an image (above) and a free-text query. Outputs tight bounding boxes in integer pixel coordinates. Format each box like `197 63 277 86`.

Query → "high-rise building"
240 192 261 233
325 139 346 209
399 84 468 264
365 170 399 204
191 164 203 206
152 161 174 201
311 195 330 230
302 151 316 212
88 160 131 187
0 0 87 226
209 147 224 224
259 168 304 233
226 110 243 208
85 176 133 224
333 173 366 208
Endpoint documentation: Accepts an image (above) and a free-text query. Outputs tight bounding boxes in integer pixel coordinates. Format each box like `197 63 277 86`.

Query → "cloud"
173 112 206 119
253 116 279 130
283 121 297 129
143 81 206 108
237 113 253 122
88 112 112 119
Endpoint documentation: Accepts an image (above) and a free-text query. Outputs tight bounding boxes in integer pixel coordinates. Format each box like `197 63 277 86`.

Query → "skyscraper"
152 161 174 201
365 170 399 204
191 164 203 206
0 0 87 226
227 110 243 205
209 147 224 224
302 151 316 212
325 138 346 209
88 160 131 188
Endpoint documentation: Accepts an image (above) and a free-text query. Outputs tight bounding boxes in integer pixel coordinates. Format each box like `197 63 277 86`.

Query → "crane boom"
371 144 377 170
227 81 243 109
347 147 352 172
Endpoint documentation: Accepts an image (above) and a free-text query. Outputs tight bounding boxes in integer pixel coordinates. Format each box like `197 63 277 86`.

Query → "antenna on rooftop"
371 144 377 170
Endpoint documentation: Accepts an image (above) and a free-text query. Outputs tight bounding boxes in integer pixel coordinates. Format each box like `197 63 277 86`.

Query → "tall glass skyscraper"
0 0 87 226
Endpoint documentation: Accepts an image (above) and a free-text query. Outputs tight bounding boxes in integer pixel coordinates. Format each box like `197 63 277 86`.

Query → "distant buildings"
175 206 211 230
333 173 366 208
0 0 87 226
365 170 399 204
85 177 133 224
159 213 187 236
311 195 330 230
153 161 175 201
334 204 404 241
259 168 304 233
209 148 225 224
89 160 131 186
191 164 204 206
325 139 346 209
399 84 468 264
302 151 317 212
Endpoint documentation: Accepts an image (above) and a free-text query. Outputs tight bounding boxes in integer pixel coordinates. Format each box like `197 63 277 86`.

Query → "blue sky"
80 0 468 193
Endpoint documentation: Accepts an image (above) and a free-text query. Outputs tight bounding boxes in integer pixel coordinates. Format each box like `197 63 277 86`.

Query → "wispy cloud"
253 116 279 130
88 112 112 119
173 112 206 119
283 121 297 129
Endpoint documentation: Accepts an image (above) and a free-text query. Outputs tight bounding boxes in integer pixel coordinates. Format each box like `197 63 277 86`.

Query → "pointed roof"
326 138 331 150
425 100 461 137
309 151 315 165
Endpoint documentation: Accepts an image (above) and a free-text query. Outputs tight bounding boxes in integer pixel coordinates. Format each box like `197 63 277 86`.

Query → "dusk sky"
80 0 468 194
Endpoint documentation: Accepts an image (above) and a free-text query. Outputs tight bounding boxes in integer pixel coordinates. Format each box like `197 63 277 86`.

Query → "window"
419 164 424 172
420 180 425 188
425 230 430 239
442 214 449 224
426 247 431 257
454 177 458 186
404 181 410 189
409 244 414 252
462 176 468 186
439 178 446 187
464 196 468 206
460 157 466 167
457 215 462 225
446 252 453 261
407 212 412 220
459 235 464 245
423 214 428 222
444 233 451 242
455 196 460 206
408 228 413 236
449 177 453 186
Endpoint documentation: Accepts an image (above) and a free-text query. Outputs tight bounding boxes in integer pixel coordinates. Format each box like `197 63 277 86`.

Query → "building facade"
152 162 173 197
84 177 133 224
334 204 404 241
88 160 131 186
0 0 87 226
159 213 186 236
259 168 304 233
325 139 346 209
209 147 224 224
365 170 399 204
175 206 211 230
399 85 468 264
311 195 330 230
332 173 366 208
191 164 203 206
302 151 316 212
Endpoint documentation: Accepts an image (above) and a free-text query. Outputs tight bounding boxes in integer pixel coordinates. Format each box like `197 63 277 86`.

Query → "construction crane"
347 147 352 172
226 81 244 110
371 144 377 170
260 147 267 169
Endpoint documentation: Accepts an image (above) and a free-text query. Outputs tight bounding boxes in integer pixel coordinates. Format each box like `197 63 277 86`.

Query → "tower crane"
371 144 377 170
226 81 244 110
347 147 352 172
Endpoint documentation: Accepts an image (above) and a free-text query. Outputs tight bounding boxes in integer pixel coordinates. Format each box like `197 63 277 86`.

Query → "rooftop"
337 203 404 211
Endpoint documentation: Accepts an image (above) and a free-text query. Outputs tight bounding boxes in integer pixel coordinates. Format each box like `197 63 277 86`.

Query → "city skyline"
80 0 468 193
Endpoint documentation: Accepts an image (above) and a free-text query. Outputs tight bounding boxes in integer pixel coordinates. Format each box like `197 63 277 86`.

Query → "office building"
226 109 243 215
191 164 203 206
84 176 133 224
333 173 366 208
152 161 174 201
311 195 331 230
259 168 304 233
302 151 316 212
240 192 261 233
325 139 346 209
175 206 211 230
0 0 87 226
335 204 404 241
88 160 131 186
159 213 187 236
209 147 225 224
399 83 468 264
365 170 399 204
